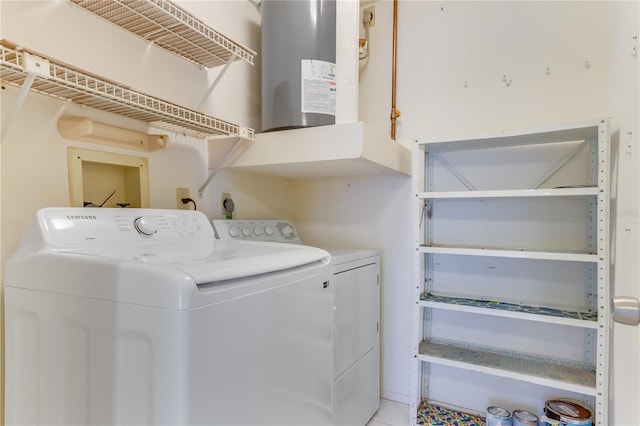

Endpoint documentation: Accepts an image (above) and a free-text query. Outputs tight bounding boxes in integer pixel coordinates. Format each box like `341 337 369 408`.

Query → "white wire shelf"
418 338 596 396
0 40 254 139
69 0 256 68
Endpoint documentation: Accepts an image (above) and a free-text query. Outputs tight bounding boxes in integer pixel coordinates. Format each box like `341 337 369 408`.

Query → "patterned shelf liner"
422 293 597 322
416 402 484 426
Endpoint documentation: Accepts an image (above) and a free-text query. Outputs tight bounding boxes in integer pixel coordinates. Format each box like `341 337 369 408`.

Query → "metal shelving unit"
69 0 255 68
0 40 254 140
410 119 610 425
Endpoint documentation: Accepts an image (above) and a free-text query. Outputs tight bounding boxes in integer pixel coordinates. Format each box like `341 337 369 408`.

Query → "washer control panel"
212 219 302 244
36 208 214 247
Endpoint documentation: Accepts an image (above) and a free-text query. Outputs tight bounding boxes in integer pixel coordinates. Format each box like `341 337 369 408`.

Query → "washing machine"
212 219 380 426
4 208 334 426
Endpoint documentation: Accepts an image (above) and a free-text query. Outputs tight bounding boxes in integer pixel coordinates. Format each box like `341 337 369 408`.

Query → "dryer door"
333 262 379 377
333 261 380 426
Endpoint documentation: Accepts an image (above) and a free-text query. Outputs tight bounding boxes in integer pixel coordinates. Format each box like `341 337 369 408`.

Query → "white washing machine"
4 208 334 426
212 220 380 426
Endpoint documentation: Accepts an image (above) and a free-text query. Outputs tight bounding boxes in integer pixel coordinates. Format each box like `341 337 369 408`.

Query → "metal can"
512 409 539 426
541 414 561 425
544 399 593 426
486 406 512 426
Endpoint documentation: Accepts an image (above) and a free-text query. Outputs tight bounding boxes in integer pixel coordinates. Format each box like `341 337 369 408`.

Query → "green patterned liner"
416 402 484 426
422 293 597 322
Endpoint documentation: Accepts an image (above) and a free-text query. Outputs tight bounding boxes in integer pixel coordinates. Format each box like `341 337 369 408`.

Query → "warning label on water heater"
301 59 336 115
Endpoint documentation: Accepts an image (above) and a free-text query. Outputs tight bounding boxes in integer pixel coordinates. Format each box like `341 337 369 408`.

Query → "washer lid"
13 208 330 283
6 208 331 309
62 239 330 283
173 240 329 282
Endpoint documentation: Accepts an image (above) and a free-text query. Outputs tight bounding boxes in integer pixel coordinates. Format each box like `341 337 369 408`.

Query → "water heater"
261 0 336 132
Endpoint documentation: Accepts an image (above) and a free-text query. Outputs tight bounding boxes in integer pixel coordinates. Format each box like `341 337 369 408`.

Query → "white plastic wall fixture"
59 116 168 151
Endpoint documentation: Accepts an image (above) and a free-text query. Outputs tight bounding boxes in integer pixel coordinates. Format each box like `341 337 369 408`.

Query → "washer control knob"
228 227 240 238
253 227 264 236
264 227 274 236
134 216 157 236
241 227 252 237
282 225 294 238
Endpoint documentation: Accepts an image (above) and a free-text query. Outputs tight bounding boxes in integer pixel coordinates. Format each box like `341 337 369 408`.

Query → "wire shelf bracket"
1 71 35 143
197 53 237 110
198 136 246 198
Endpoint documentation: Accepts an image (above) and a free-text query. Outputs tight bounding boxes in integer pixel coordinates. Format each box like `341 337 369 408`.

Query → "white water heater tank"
261 0 336 132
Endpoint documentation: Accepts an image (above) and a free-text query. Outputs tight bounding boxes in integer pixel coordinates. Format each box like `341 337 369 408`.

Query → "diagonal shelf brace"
531 140 588 189
197 53 237 109
2 49 51 142
432 152 477 191
1 72 35 142
198 137 245 198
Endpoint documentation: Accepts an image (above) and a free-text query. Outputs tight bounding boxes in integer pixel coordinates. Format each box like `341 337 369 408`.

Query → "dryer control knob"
264 227 274 236
134 216 157 236
253 227 264 236
241 227 252 237
282 225 294 238
228 227 240 238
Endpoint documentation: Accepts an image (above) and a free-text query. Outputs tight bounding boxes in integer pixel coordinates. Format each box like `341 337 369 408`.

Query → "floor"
367 399 410 426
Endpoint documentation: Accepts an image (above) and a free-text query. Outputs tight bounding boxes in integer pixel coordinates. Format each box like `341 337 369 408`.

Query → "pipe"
390 0 400 140
359 11 372 61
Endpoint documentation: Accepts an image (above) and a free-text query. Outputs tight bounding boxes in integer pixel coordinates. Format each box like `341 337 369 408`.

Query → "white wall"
351 0 638 422
292 174 412 403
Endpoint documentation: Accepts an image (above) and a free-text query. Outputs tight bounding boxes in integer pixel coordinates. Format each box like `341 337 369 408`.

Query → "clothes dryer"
212 219 380 426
